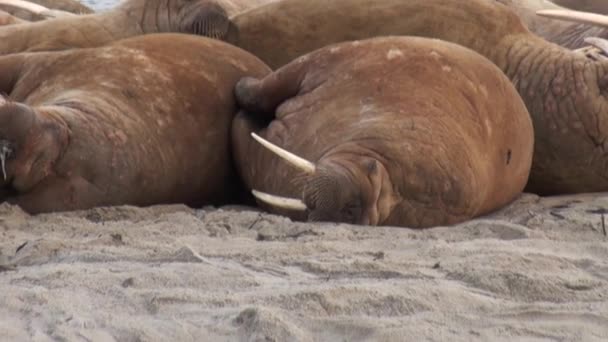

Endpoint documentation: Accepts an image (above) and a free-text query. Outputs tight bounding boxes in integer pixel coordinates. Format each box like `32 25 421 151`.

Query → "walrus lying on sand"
0 33 270 214
0 0 235 55
232 36 534 228
229 0 608 196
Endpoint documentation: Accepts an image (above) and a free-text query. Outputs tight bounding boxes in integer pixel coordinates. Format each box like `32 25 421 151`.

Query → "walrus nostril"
0 139 14 181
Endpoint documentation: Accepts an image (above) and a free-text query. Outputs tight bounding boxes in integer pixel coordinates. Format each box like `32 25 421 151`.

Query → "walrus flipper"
234 58 311 120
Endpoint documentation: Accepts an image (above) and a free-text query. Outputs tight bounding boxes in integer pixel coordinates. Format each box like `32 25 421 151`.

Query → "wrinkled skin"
496 0 608 49
552 0 608 14
0 0 237 55
229 0 608 195
0 9 25 25
0 33 270 214
232 37 534 228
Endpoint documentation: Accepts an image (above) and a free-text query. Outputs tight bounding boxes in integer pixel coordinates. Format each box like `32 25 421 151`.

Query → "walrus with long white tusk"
232 36 534 228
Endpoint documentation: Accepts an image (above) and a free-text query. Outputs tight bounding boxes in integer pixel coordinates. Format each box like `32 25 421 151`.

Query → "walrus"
0 33 270 214
0 0 236 55
228 0 608 195
231 36 534 228
0 8 26 24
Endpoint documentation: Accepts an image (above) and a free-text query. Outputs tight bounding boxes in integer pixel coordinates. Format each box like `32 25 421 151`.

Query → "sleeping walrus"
0 0 235 55
232 36 534 228
0 33 270 214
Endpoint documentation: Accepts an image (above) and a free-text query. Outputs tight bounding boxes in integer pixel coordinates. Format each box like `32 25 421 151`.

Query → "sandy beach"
0 193 606 341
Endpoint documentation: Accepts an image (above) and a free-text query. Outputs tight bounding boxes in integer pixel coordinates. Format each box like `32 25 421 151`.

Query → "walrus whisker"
536 9 608 28
251 189 307 211
251 132 316 174
0 140 13 181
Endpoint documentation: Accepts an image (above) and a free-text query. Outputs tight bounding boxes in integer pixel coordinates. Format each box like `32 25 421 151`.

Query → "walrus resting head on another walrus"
231 36 534 228
0 33 270 214
229 0 608 196
0 0 237 55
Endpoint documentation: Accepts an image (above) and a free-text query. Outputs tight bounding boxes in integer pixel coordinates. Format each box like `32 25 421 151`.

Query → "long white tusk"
0 0 75 18
536 9 608 27
252 189 307 211
251 132 316 174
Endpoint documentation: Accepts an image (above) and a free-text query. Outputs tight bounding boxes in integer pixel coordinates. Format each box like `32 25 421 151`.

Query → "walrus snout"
0 101 68 192
182 1 236 41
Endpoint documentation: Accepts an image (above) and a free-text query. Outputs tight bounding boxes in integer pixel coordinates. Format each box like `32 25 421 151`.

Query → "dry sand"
0 193 607 341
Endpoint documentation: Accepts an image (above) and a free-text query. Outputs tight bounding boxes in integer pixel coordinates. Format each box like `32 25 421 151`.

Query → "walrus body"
232 37 534 228
0 0 235 55
0 33 270 214
230 0 608 195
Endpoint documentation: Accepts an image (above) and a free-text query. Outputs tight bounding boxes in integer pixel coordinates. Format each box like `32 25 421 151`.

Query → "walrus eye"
0 139 14 181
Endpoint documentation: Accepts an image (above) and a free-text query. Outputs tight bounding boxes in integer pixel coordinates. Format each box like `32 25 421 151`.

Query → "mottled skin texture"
496 0 608 49
0 33 270 214
232 37 533 228
230 0 608 195
552 0 608 14
0 0 236 55
0 9 25 25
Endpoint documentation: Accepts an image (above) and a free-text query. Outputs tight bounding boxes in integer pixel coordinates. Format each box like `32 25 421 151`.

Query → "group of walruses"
0 0 607 228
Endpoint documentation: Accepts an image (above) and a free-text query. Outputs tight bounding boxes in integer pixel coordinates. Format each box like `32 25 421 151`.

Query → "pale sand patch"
0 193 607 341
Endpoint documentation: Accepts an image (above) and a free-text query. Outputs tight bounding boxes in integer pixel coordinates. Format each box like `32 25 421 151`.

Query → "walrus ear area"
189 2 234 40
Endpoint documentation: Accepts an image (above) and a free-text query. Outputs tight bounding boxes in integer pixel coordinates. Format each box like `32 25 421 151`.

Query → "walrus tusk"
251 189 307 211
0 0 75 18
251 132 316 174
536 9 608 27
0 140 12 181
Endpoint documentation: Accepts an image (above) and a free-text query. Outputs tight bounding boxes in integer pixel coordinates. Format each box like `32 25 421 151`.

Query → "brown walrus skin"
229 0 608 195
0 0 236 55
0 33 270 214
232 36 534 228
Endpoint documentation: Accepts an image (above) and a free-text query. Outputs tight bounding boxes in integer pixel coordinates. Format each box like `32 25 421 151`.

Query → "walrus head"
249 133 395 226
0 97 67 191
